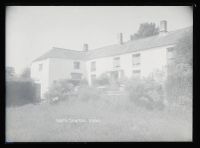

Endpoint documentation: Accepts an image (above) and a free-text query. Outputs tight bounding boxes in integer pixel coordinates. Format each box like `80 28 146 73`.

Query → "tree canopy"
20 67 31 79
174 31 193 67
171 31 193 79
133 22 159 40
6 67 15 80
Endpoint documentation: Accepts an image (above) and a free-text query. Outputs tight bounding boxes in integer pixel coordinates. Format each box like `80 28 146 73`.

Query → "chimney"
159 20 167 34
83 43 88 52
130 35 134 41
118 33 123 44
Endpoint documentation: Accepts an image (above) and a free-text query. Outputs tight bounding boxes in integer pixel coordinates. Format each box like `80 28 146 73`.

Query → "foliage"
166 31 193 106
44 79 74 104
6 67 16 80
166 63 192 106
133 22 159 40
174 31 193 66
6 79 38 107
20 67 31 79
95 73 110 86
125 77 165 110
76 85 101 102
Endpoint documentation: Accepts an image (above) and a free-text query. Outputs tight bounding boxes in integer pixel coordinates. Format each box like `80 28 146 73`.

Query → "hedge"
6 80 40 107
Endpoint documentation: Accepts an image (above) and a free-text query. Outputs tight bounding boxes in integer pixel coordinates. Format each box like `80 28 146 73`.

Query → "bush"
95 73 110 86
165 64 192 106
125 77 165 110
76 85 102 102
44 79 74 104
6 80 39 107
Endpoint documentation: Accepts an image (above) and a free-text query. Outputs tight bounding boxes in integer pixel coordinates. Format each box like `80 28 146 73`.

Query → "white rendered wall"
30 59 50 99
48 58 87 86
86 45 174 85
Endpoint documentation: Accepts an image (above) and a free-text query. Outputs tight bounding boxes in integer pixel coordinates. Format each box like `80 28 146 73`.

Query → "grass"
6 95 192 142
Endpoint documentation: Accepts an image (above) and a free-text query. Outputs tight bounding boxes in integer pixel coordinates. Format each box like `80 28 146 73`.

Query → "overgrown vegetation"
6 80 39 107
165 31 192 107
76 85 102 102
44 79 74 104
125 77 165 110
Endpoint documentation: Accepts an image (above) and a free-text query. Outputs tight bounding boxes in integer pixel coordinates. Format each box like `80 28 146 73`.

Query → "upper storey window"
74 61 80 69
167 47 175 60
113 57 120 68
132 53 141 66
39 64 43 71
91 61 96 72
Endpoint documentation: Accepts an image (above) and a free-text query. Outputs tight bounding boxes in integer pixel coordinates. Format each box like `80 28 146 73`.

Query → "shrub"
125 77 165 110
44 79 74 104
95 73 110 86
165 64 192 106
76 85 101 102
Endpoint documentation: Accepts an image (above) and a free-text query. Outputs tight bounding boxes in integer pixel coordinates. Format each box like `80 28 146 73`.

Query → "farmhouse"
30 20 192 99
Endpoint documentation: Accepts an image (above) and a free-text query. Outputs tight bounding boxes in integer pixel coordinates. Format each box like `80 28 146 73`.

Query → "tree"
174 31 193 67
168 31 193 76
133 22 159 40
166 31 193 105
6 67 15 80
95 73 110 86
20 67 31 79
44 79 74 103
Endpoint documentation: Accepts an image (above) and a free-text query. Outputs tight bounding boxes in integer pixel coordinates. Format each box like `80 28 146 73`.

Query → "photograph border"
0 0 199 145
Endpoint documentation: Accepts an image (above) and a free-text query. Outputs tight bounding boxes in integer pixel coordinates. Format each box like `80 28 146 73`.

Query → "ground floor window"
71 73 82 80
132 70 141 78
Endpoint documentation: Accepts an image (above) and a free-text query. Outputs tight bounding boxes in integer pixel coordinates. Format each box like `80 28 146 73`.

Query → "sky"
6 6 193 75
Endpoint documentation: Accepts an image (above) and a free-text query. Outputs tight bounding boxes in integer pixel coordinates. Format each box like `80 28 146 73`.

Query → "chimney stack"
118 33 123 44
83 43 88 52
159 20 167 34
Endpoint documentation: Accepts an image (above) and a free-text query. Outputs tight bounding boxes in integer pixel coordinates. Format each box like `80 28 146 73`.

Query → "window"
167 47 175 59
91 61 96 72
91 74 96 84
74 61 80 69
132 70 141 78
39 64 43 71
71 73 82 80
132 53 141 66
167 47 176 65
113 57 120 68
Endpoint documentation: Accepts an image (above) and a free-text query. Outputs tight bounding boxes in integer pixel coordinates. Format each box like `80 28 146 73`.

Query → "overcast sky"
6 6 193 74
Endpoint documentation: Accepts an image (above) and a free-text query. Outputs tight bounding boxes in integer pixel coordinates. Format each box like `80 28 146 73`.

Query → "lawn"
6 96 192 142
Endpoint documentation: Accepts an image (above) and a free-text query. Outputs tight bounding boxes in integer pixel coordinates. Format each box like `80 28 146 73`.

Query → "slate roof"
33 47 87 62
33 26 192 62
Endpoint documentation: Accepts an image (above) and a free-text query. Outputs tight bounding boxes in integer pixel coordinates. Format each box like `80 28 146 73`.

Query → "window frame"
113 57 120 68
167 47 175 60
71 72 82 80
73 61 80 70
91 61 96 72
39 64 43 72
132 53 141 66
132 69 141 78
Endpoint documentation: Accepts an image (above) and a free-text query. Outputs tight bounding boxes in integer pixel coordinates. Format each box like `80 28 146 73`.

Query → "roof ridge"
33 26 192 62
168 26 193 33
52 26 192 53
126 26 192 42
89 44 119 52
52 46 84 52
